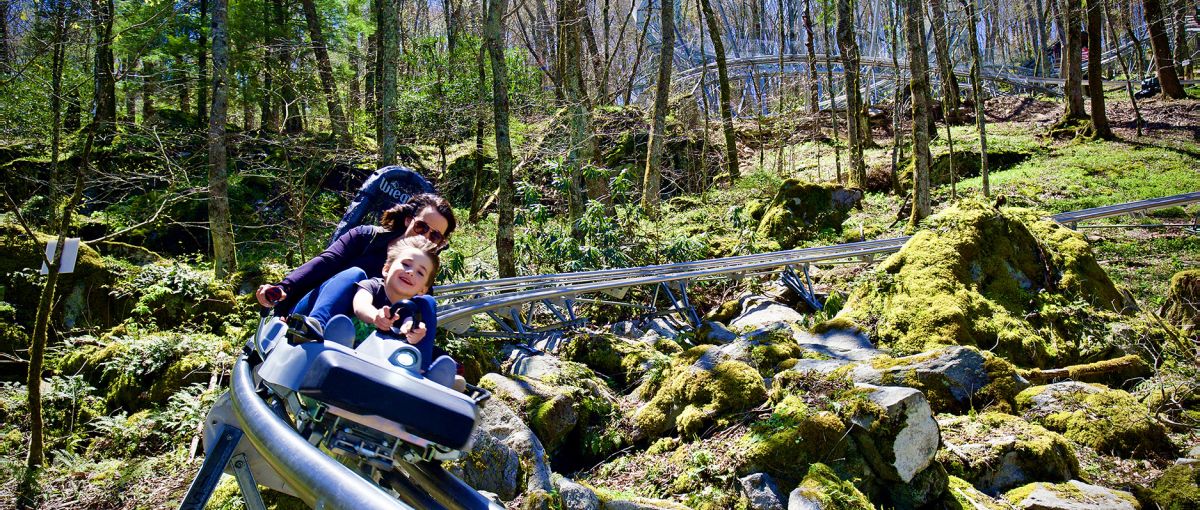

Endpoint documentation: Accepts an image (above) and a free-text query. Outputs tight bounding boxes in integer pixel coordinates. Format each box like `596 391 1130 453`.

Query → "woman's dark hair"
379 193 457 238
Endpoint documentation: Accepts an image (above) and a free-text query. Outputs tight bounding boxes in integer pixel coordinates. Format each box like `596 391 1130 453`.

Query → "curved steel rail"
229 357 416 510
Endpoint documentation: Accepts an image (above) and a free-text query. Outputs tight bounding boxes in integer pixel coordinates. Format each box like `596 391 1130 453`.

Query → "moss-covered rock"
755 180 863 249
899 149 1031 190
833 199 1127 367
51 331 224 410
943 475 1008 510
788 463 874 510
937 412 1078 493
0 223 113 330
561 332 668 390
1160 269 1200 335
1015 382 1174 458
1005 480 1140 510
1144 463 1200 510
633 346 767 438
0 301 29 373
107 260 237 331
736 395 849 489
1022 354 1152 389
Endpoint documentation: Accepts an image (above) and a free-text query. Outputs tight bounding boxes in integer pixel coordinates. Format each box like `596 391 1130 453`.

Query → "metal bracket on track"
782 264 823 311
177 425 243 510
230 453 267 510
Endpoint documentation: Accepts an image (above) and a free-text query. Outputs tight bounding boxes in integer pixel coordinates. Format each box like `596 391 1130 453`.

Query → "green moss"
936 412 1077 492
833 199 1126 367
977 352 1026 413
811 316 863 335
1016 383 1173 457
633 349 767 437
792 463 873 510
0 223 112 329
1161 269 1200 334
943 476 1006 510
738 396 848 489
1147 464 1200 510
704 299 742 324
755 179 859 249
561 332 665 389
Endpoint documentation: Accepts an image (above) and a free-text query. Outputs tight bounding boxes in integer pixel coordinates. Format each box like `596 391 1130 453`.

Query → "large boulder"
755 180 863 249
1004 480 1140 510
849 385 940 484
1016 382 1174 458
1160 269 1200 335
738 472 786 510
730 296 807 330
448 395 554 501
633 345 768 438
553 475 601 510
827 200 1130 367
1143 463 1200 510
737 394 850 490
937 412 1078 494
793 327 880 362
0 223 113 330
561 332 669 390
787 463 873 510
851 346 1029 413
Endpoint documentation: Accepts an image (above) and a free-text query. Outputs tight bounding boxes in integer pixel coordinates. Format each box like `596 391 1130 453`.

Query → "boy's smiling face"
382 247 433 302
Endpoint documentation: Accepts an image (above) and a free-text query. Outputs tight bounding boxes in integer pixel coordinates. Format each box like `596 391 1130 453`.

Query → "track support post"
177 425 243 510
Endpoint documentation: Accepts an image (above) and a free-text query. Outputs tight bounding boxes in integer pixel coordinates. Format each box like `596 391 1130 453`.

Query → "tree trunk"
471 22 488 223
1087 0 1113 138
142 60 156 121
962 0 990 196
199 0 209 126
822 13 842 183
623 0 653 105
929 0 963 122
1033 0 1050 76
1173 0 1192 79
699 0 739 182
1061 0 1086 120
803 0 819 113
1145 0 1186 97
301 0 351 146
379 0 400 164
1106 0 1145 135
92 0 117 137
836 0 866 188
904 0 932 224
582 13 610 103
559 0 594 237
1125 1 1147 80
209 0 237 278
0 0 9 71
275 0 302 133
485 0 516 277
642 0 675 219
889 0 903 193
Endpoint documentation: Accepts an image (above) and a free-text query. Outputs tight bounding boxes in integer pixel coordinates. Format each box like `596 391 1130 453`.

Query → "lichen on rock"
1160 269 1200 336
830 199 1129 367
787 463 874 510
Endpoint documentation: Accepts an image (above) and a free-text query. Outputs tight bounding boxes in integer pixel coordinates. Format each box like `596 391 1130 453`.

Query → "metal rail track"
435 192 1200 332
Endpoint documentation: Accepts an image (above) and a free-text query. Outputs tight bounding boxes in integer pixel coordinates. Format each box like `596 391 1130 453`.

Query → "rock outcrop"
1004 480 1140 510
937 412 1078 494
754 180 863 249
1016 382 1173 458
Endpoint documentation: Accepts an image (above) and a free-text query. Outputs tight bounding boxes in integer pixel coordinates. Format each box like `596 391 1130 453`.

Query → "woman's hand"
372 307 398 331
397 317 427 344
256 284 286 308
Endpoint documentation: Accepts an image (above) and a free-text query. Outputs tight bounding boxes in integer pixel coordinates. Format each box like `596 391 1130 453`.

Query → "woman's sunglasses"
411 219 447 248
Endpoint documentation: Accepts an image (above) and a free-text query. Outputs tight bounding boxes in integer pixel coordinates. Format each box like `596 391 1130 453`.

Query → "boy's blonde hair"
386 236 441 286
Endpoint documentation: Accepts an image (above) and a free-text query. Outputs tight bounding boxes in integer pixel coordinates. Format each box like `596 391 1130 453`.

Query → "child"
351 236 441 346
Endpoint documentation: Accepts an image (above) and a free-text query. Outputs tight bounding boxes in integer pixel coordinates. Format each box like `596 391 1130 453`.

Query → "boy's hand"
398 317 427 344
372 307 397 331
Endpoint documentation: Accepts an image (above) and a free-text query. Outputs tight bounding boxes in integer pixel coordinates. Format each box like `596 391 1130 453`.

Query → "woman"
256 193 456 317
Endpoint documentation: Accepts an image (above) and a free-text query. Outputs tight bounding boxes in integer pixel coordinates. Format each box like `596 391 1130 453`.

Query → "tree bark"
904 0 932 224
929 0 963 121
199 0 209 126
274 0 302 133
558 0 591 237
92 0 117 137
1087 0 1113 138
142 60 156 121
699 0 739 182
485 0 516 277
1061 0 1087 120
1145 0 1186 97
1173 0 1192 79
301 0 351 146
836 0 866 188
642 0 675 219
209 0 237 278
378 0 400 164
962 0 990 196
803 0 819 113
0 0 10 71
1106 0 1144 135
471 19 488 223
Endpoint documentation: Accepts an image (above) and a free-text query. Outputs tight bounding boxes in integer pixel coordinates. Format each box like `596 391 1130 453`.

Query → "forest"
0 0 1199 507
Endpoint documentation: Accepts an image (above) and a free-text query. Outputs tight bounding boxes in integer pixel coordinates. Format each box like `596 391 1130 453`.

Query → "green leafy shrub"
109 260 236 331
